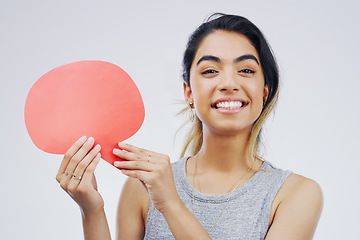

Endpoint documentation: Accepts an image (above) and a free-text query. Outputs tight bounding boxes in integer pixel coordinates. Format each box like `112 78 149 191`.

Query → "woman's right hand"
56 136 103 214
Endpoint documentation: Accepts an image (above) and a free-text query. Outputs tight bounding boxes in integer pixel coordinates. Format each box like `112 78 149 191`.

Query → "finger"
113 147 152 163
118 142 159 157
65 137 95 174
114 159 154 172
59 137 95 185
57 136 87 175
70 144 101 187
68 149 101 189
115 142 162 163
73 144 101 179
120 169 150 183
80 152 101 184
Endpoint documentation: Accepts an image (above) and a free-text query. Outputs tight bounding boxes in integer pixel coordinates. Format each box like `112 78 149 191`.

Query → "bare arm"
114 142 211 240
265 174 323 240
81 208 111 240
56 136 111 240
116 177 211 240
116 177 148 240
159 199 211 240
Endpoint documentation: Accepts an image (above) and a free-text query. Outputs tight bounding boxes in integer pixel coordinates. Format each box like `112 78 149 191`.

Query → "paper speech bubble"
25 60 145 166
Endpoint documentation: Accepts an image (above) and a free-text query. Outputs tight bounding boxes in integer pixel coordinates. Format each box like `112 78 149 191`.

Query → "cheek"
190 80 211 101
248 82 265 101
192 88 208 108
246 83 266 117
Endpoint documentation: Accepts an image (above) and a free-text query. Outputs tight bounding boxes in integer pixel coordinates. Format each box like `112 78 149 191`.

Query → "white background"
1 0 359 239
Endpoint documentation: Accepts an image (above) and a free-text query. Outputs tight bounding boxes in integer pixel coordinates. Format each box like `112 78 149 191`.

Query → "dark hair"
182 13 279 107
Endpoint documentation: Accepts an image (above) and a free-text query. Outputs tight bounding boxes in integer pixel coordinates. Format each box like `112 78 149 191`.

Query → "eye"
239 69 255 74
201 69 219 76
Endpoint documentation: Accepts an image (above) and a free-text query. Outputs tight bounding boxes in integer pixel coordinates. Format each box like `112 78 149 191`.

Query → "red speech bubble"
25 60 145 167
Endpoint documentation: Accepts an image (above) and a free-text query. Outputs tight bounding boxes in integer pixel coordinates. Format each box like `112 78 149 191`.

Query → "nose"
218 71 239 92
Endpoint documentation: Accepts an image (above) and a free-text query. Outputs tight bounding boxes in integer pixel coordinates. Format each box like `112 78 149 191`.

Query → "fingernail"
79 136 87 142
88 137 94 143
114 161 121 167
118 142 126 148
94 144 101 151
113 148 121 154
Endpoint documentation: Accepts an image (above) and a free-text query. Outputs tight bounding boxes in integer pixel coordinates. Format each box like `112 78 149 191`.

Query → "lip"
211 97 248 114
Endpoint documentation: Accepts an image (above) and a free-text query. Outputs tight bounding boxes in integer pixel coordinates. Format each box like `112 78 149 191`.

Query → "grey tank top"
144 157 291 240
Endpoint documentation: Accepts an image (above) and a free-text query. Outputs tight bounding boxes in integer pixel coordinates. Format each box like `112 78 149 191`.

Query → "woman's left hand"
113 142 181 214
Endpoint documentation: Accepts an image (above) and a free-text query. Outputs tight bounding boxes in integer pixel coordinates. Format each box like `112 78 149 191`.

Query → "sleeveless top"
144 157 292 240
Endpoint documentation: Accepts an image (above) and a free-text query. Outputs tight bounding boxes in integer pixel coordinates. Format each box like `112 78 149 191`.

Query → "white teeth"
216 101 244 109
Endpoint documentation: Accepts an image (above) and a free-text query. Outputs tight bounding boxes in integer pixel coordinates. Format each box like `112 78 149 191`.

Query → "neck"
196 127 252 174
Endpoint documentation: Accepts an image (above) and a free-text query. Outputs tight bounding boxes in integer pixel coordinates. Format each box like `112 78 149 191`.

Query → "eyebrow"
196 54 259 65
196 55 220 65
234 54 259 65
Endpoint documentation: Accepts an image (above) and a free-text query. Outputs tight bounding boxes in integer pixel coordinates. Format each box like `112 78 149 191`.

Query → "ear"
263 85 269 103
183 81 193 105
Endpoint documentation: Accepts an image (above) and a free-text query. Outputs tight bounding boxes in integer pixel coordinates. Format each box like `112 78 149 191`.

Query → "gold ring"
147 155 151 162
72 174 81 180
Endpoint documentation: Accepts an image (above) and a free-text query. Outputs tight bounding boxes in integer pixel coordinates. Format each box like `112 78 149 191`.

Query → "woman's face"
184 30 269 136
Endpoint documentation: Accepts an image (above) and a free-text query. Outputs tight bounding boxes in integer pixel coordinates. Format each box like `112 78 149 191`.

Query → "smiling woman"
56 13 323 240
185 31 267 140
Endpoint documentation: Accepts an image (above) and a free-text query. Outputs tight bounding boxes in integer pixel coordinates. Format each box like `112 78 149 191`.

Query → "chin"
206 123 252 136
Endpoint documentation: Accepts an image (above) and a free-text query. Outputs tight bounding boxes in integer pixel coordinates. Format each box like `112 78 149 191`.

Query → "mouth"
214 101 245 109
211 99 248 110
211 100 249 110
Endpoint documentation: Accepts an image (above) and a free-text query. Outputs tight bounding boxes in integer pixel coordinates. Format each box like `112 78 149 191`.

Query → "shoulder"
262 162 322 208
267 173 323 239
279 173 323 207
120 177 150 218
171 156 188 168
116 177 150 239
170 156 188 177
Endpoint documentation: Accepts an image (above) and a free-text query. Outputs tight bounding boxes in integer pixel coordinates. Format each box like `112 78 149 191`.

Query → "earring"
189 102 195 122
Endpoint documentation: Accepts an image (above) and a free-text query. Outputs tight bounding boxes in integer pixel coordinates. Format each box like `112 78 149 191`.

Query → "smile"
212 100 248 110
215 101 244 109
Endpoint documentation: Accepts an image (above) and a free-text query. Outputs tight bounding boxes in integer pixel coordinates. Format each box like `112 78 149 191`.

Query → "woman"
56 14 323 239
